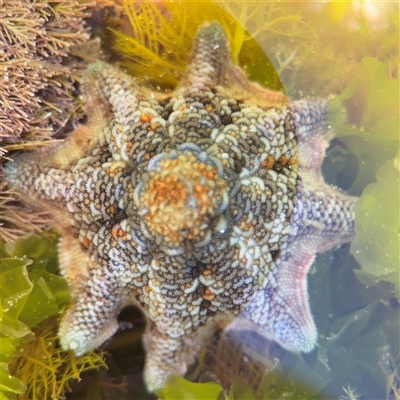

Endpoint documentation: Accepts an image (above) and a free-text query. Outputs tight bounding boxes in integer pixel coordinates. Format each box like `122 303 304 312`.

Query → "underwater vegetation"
0 0 95 243
0 1 398 399
328 55 399 302
0 233 107 400
108 0 313 91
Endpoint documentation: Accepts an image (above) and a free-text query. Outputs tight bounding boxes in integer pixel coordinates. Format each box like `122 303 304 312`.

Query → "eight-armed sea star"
5 22 357 391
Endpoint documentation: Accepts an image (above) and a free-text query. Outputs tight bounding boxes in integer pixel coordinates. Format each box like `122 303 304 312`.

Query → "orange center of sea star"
140 151 229 247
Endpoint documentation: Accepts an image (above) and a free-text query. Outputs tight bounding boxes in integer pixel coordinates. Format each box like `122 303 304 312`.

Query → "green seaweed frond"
158 376 222 400
328 57 399 300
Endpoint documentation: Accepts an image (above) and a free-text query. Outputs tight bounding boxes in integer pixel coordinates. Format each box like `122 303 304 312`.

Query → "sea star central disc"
137 149 229 248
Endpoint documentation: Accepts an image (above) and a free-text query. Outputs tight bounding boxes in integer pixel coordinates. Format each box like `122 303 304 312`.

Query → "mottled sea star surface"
5 22 357 391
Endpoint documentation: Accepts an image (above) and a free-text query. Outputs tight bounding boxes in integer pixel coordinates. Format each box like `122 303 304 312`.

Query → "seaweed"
0 0 96 242
110 0 313 91
329 57 399 300
0 234 107 400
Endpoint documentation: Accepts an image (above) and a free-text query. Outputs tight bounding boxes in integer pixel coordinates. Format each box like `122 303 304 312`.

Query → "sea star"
5 22 357 391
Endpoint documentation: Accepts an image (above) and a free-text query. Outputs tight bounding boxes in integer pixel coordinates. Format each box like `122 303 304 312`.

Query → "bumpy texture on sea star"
5 22 357 391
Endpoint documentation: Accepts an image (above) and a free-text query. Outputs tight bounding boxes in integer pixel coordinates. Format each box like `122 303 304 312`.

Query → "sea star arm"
235 186 356 353
291 97 357 250
4 62 140 174
229 174 356 353
143 320 222 391
178 21 231 92
143 324 197 391
58 258 123 356
82 62 141 122
179 22 287 104
3 61 143 203
293 180 357 252
292 98 334 182
232 240 318 352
